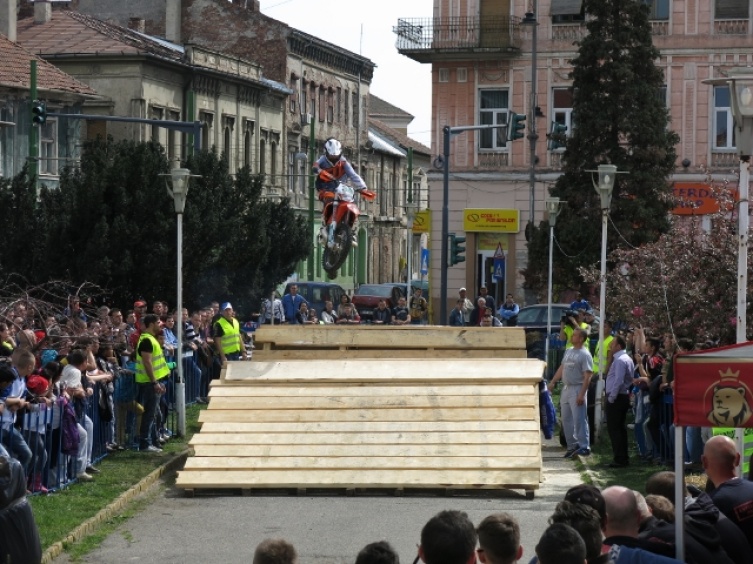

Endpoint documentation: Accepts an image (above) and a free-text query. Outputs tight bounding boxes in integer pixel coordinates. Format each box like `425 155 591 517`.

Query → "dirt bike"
322 183 375 279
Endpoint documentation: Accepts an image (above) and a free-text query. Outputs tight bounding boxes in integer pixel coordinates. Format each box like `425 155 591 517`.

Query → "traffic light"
507 111 526 141
547 121 568 150
449 233 466 266
31 100 47 125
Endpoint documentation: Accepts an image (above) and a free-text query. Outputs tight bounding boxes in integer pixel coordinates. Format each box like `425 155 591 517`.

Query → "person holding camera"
559 310 587 349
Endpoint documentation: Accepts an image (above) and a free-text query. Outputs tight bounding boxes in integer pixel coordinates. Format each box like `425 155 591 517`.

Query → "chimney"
128 17 145 34
34 0 52 25
244 0 260 10
165 0 181 43
0 0 17 42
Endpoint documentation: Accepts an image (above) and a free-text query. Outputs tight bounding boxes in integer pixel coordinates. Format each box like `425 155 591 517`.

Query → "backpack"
60 398 80 456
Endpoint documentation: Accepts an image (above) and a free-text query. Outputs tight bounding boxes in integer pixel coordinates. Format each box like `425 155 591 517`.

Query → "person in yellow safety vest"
135 314 169 452
593 320 614 377
560 310 590 350
213 302 248 365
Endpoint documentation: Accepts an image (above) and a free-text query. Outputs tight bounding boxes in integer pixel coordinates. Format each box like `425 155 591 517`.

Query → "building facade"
396 0 753 320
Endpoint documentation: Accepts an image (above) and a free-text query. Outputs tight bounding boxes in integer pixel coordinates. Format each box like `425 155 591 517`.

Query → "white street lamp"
590 164 618 439
545 197 562 378
164 167 197 438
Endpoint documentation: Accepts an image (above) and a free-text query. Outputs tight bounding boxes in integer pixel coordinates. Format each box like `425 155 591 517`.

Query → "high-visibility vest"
594 335 614 374
217 316 241 355
713 428 753 477
135 333 170 383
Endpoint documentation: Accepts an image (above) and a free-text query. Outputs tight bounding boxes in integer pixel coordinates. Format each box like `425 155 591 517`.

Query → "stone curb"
41 449 191 564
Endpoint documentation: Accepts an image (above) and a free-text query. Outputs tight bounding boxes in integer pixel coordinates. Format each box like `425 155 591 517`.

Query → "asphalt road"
52 436 583 564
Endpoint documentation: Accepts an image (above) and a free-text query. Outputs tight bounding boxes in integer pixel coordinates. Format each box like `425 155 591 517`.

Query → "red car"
351 283 406 322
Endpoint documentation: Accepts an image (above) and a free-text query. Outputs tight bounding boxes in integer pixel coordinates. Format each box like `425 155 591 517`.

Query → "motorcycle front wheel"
323 222 353 278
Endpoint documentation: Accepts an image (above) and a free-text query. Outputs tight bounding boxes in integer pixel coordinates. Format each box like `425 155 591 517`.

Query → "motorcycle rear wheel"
323 222 352 278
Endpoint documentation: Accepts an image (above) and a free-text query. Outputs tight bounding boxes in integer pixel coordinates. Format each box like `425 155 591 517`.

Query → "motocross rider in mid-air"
314 138 368 247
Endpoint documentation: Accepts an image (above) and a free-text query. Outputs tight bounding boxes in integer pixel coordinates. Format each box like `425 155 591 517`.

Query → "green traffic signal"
507 111 526 141
547 121 568 150
31 100 47 125
449 233 466 266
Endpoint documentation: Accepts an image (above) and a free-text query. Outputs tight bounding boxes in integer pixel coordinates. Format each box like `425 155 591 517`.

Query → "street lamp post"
545 197 562 378
164 167 196 438
592 164 618 440
522 10 539 230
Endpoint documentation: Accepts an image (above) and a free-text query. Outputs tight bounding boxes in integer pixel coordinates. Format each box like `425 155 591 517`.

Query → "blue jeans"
1 426 32 474
633 390 650 457
137 382 160 449
560 384 589 450
686 427 703 464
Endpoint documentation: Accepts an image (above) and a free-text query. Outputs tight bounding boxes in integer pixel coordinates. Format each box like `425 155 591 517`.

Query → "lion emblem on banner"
706 369 753 427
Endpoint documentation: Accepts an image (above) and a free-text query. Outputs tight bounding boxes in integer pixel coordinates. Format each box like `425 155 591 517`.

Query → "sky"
260 0 434 148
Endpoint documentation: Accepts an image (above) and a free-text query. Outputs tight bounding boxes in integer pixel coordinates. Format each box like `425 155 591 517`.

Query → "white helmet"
324 138 342 164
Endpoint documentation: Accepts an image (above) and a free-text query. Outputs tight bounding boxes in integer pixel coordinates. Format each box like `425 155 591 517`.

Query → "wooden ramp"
176 326 545 497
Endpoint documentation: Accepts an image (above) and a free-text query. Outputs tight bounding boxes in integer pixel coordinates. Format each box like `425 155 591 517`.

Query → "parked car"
351 283 406 322
283 282 346 320
517 303 600 336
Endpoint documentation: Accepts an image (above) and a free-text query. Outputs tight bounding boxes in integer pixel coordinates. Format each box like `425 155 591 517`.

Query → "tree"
0 138 309 315
581 184 744 345
524 0 679 295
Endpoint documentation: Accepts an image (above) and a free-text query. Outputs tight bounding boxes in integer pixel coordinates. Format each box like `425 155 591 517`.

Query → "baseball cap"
221 302 232 310
134 300 147 307
26 375 49 396
459 287 467 293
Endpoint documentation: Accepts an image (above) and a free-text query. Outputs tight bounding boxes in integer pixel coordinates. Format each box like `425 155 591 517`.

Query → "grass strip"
29 404 203 553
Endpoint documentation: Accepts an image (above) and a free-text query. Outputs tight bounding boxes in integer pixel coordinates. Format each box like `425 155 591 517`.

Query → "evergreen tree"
1 138 309 315
524 0 679 295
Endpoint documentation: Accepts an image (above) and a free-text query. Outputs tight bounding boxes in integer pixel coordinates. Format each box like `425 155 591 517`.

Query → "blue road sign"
420 249 429 276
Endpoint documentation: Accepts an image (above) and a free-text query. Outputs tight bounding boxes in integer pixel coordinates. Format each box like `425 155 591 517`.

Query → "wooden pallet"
176 327 546 497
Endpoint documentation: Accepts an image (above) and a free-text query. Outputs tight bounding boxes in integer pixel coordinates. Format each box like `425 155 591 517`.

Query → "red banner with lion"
674 342 753 428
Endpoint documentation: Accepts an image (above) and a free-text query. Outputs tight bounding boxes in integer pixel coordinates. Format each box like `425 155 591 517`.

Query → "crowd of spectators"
251 443 753 564
0 296 241 494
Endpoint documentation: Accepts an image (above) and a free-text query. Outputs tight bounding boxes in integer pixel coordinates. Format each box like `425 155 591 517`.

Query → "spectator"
336 303 360 325
535 523 586 564
160 314 178 359
64 295 88 322
477 286 496 314
337 294 359 319
108 309 129 355
0 350 35 475
320 301 338 325
570 292 590 312
458 287 474 324
470 297 487 326
498 294 519 327
252 538 297 564
548 329 593 458
391 297 411 326
409 287 428 325
60 349 97 480
643 494 674 523
134 314 168 453
295 302 315 325
703 435 753 551
307 308 319 324
133 300 147 323
355 541 400 564
601 485 676 560
564 484 607 529
633 333 663 461
476 512 522 564
372 300 391 325
481 307 503 327
261 294 284 324
646 469 752 564
0 323 14 357
23 373 53 494
418 509 477 564
605 335 634 468
449 299 465 327
282 284 308 325
547 501 606 564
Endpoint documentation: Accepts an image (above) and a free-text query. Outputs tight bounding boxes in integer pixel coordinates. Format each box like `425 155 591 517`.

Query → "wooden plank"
253 326 526 350
196 420 541 433
183 455 542 470
175 469 541 489
206 384 536 398
190 443 542 458
223 359 545 383
189 431 540 446
198 407 536 423
251 349 526 361
206 394 536 410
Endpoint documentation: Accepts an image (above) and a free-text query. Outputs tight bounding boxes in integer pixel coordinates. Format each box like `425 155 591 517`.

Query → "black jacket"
639 515 733 564
688 486 753 564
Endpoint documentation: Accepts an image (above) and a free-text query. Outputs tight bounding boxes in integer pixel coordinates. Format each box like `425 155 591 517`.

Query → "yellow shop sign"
463 209 519 233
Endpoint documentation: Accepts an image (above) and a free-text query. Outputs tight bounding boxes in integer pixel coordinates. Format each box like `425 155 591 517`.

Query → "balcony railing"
715 18 749 34
395 16 522 62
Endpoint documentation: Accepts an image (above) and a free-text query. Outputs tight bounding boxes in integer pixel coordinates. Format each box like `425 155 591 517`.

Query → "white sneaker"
142 445 163 453
76 472 94 482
